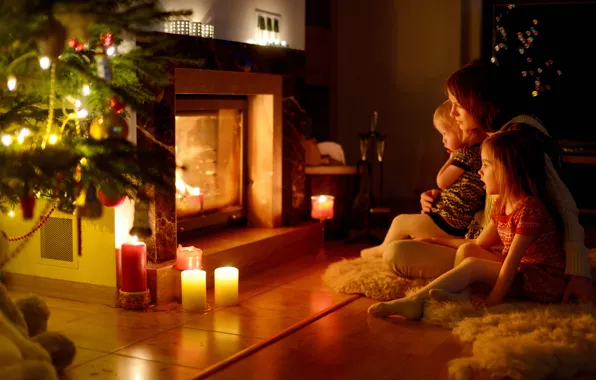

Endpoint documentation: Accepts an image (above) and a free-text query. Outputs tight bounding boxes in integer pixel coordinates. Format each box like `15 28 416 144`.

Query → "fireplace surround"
141 68 284 264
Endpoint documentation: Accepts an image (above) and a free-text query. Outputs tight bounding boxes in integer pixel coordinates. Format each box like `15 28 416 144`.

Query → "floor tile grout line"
191 294 361 380
111 352 208 371
68 351 112 369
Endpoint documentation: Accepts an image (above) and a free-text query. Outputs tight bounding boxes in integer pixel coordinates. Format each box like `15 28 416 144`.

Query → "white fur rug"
322 258 429 301
323 254 596 379
422 299 596 380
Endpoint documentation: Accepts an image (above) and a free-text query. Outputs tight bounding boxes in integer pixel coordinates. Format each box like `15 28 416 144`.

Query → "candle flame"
131 235 139 244
318 195 327 203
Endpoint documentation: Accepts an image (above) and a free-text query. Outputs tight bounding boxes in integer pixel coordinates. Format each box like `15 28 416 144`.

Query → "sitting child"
361 100 485 259
368 130 567 319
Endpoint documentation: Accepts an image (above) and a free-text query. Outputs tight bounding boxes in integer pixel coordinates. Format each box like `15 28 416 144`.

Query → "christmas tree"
0 0 191 219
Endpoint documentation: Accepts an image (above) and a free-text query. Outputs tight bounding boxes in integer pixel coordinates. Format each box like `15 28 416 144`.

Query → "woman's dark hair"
447 60 530 133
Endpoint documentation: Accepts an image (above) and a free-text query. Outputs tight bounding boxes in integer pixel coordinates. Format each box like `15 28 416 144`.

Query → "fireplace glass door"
175 97 247 231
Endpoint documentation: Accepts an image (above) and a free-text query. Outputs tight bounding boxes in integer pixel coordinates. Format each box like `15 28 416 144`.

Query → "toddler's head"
433 100 464 152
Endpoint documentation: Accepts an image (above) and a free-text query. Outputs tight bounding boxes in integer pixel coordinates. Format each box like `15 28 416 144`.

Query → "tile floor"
8 244 358 380
9 242 596 380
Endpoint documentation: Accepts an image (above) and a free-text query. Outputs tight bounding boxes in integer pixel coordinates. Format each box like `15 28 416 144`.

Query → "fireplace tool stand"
346 111 388 245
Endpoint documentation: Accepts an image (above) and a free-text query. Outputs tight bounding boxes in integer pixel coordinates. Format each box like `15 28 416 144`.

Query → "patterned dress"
429 145 485 236
493 197 567 303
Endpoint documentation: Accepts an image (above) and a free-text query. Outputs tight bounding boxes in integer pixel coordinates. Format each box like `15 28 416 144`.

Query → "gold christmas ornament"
89 112 129 140
37 17 66 59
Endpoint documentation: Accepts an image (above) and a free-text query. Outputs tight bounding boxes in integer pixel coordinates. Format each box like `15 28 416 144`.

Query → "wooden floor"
8 241 596 380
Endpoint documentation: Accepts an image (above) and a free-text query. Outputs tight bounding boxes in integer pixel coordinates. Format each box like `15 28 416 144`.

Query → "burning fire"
176 168 201 199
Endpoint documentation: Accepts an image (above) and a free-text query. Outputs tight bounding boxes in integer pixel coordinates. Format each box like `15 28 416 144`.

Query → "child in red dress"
368 129 566 319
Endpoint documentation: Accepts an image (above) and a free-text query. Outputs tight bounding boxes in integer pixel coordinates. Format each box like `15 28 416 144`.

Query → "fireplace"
175 96 248 232
143 68 285 263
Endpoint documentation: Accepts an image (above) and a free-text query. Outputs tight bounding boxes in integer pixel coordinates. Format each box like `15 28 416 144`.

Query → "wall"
333 0 481 209
1 202 117 287
159 0 306 50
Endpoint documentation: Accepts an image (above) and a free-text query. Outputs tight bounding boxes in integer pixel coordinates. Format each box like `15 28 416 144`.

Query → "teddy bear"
0 231 76 380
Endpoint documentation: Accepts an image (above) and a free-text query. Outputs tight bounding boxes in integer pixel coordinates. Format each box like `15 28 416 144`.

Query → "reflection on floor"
9 241 596 380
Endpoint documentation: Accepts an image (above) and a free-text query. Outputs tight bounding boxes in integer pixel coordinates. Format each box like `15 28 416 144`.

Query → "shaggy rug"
322 257 430 301
323 254 596 380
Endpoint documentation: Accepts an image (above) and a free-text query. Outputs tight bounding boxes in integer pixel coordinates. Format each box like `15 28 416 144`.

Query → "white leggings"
384 240 503 279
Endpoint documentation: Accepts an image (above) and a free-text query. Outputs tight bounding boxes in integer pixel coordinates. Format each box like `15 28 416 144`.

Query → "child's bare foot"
360 245 384 260
367 297 424 319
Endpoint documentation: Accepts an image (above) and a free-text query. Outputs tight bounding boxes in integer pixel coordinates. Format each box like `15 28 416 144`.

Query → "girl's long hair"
447 60 529 134
482 130 562 230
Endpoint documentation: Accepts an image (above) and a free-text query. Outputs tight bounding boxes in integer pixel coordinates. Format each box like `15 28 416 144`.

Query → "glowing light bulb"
76 109 88 119
17 135 24 144
1 135 12 146
8 210 14 218
19 128 30 137
80 157 88 166
39 56 51 70
75 99 82 109
7 75 16 91
106 46 116 56
281 41 287 47
82 84 90 96
48 134 58 145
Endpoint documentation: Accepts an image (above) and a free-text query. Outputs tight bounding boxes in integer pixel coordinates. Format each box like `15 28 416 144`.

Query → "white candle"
214 267 239 306
181 269 206 312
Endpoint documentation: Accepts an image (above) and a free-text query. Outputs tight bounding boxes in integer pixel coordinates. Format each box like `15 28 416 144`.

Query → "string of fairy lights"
491 3 562 98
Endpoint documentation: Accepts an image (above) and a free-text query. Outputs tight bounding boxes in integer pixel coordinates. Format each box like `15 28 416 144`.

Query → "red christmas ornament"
20 193 36 219
110 97 126 114
68 38 78 48
101 32 114 47
75 43 85 52
98 188 127 208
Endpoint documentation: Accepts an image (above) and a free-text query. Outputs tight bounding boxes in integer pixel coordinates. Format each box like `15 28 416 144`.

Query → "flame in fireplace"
176 168 201 198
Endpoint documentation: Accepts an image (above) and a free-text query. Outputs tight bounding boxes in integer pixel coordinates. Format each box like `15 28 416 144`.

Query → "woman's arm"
487 234 533 304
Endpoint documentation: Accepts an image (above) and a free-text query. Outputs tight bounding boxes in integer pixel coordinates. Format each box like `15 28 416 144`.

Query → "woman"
384 60 596 304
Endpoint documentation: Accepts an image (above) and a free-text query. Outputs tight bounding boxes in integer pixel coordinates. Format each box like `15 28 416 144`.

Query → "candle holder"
311 195 334 244
119 289 151 310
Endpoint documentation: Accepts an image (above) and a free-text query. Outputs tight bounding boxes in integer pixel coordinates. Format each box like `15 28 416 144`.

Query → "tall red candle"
120 236 147 292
